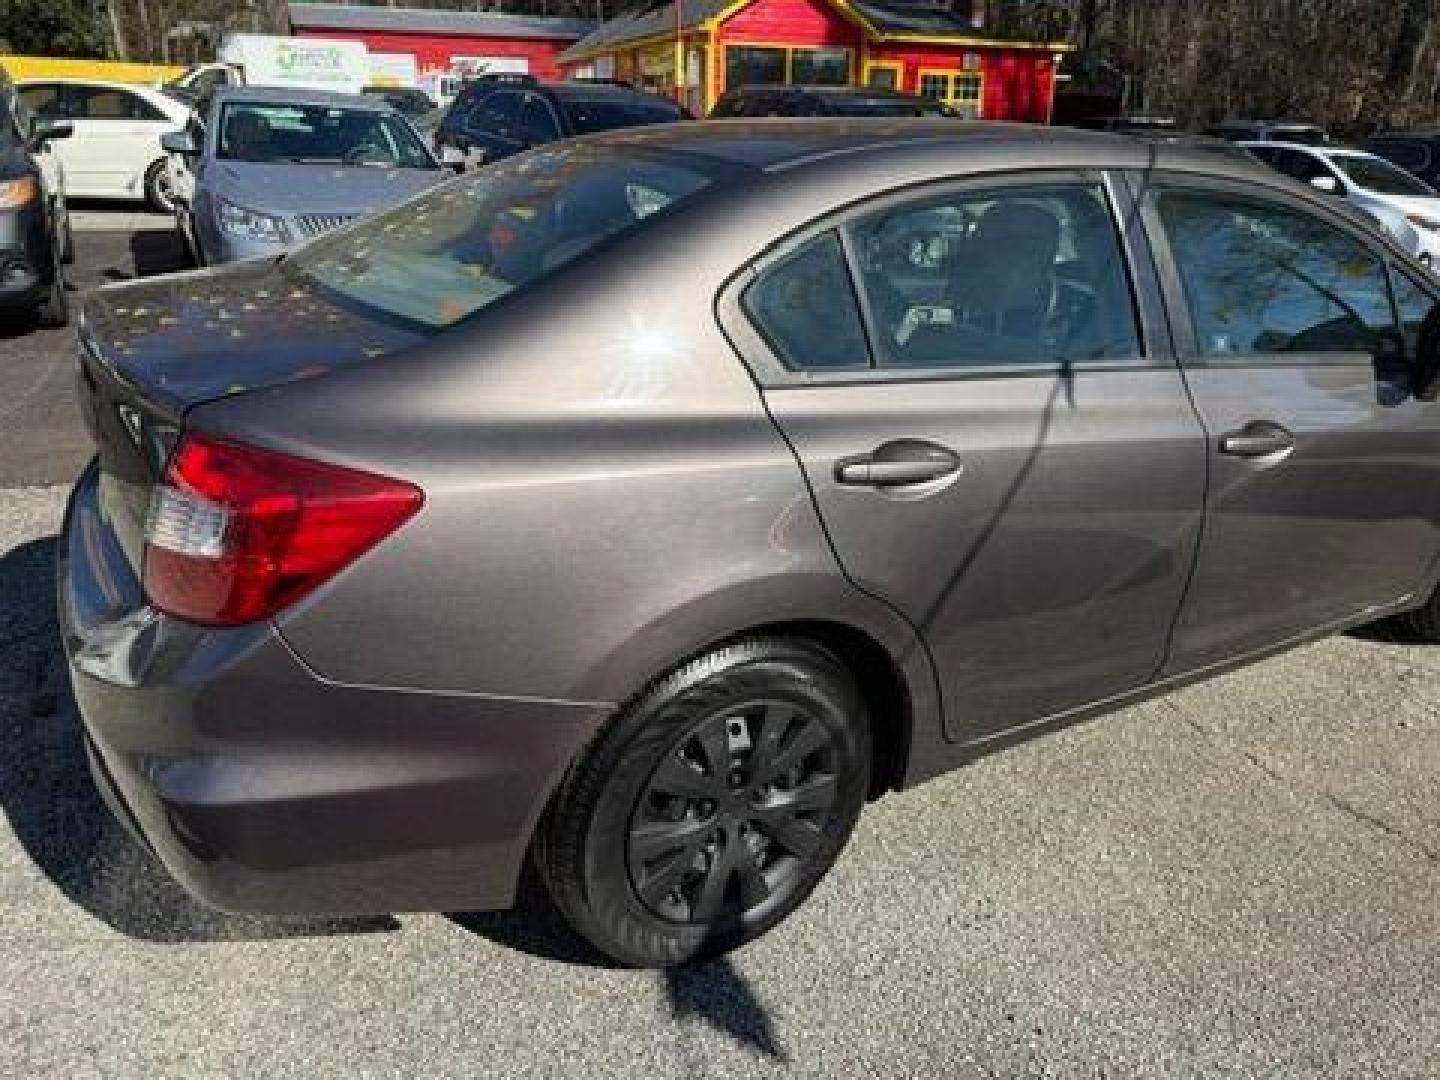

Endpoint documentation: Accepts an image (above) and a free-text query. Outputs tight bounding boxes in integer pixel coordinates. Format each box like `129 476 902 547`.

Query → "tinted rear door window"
847 184 1141 370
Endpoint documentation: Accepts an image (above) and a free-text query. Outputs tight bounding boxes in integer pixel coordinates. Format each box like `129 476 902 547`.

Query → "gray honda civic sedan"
60 121 1440 967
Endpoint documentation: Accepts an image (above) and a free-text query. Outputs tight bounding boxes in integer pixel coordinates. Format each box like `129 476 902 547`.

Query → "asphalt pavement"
1 213 1438 1078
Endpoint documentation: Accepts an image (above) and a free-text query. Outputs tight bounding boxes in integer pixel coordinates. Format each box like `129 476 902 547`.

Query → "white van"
216 35 369 96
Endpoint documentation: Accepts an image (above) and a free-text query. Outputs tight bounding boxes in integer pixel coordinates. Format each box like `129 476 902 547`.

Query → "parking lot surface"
1 213 1438 1078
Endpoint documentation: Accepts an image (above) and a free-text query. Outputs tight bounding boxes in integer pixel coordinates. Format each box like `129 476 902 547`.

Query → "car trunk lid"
77 258 427 575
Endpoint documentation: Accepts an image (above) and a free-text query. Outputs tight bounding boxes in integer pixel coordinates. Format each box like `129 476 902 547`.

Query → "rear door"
726 172 1208 743
1141 176 1440 672
62 84 166 196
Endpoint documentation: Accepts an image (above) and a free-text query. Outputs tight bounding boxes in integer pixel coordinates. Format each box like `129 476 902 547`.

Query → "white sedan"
1243 140 1440 268
16 78 190 213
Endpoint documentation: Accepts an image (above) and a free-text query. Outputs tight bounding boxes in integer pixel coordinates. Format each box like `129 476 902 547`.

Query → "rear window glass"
286 143 723 329
564 95 685 134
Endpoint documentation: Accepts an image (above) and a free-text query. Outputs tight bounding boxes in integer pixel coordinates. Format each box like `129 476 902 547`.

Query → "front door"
1143 178 1440 672
731 174 1208 743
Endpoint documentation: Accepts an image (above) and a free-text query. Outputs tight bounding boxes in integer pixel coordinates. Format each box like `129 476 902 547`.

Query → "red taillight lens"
143 434 423 626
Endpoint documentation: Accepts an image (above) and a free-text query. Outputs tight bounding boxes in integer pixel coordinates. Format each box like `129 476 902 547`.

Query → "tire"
1383 585 1440 642
36 230 67 328
59 200 74 265
143 159 175 214
176 208 200 268
537 636 871 968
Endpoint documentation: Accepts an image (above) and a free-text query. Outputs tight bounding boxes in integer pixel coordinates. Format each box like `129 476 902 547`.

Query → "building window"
864 62 902 91
727 45 786 87
918 69 984 118
791 47 849 86
725 45 852 90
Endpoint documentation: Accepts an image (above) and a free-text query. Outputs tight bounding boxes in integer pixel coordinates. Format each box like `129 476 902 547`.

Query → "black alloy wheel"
627 699 840 926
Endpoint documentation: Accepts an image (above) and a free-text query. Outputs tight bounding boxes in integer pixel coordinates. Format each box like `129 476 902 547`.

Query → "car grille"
295 213 357 239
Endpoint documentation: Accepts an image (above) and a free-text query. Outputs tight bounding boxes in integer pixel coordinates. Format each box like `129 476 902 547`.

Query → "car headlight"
1406 212 1440 233
0 177 38 208
216 197 291 245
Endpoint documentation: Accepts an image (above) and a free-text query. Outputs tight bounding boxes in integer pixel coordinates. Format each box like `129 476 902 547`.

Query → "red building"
559 0 1066 120
288 2 594 85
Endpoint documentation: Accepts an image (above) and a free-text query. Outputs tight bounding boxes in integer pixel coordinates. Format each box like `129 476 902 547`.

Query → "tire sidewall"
554 640 870 967
145 159 175 214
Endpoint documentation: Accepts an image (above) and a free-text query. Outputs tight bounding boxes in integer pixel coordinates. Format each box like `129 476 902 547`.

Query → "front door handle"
1219 421 1295 459
836 440 962 488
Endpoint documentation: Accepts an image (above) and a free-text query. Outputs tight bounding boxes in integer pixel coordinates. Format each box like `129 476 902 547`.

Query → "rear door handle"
836 440 962 488
1219 421 1295 459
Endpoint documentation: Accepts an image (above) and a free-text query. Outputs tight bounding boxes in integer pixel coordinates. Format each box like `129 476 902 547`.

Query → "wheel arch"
572 585 943 801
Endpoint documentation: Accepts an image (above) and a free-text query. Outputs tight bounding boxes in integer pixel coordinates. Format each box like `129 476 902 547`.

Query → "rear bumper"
58 464 608 915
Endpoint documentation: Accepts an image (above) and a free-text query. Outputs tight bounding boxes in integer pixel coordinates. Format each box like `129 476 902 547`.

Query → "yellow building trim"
862 59 903 90
701 0 753 31
824 0 883 37
917 66 985 116
879 33 1071 50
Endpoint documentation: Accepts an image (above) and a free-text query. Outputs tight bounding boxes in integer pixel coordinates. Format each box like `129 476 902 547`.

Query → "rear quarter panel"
188 203 939 738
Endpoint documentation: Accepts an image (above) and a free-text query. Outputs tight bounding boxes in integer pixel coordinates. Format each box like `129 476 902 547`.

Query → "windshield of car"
1331 153 1435 196
564 95 685 134
285 143 726 329
217 102 433 168
1277 127 1327 145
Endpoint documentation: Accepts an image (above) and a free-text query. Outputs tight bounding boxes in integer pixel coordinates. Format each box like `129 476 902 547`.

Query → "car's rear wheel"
537 637 870 968
144 159 175 214
1383 583 1440 642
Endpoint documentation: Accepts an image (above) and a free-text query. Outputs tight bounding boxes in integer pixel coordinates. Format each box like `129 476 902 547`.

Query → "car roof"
577 118 1271 180
213 85 393 112
16 76 168 96
546 81 673 102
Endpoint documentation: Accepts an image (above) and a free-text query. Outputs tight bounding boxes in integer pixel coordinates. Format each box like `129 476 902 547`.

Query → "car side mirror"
1310 174 1339 194
1411 304 1440 401
161 130 197 156
30 120 72 150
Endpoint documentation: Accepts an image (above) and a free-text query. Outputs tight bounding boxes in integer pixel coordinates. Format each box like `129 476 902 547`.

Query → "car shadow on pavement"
100 229 190 283
0 535 397 943
452 867 785 1060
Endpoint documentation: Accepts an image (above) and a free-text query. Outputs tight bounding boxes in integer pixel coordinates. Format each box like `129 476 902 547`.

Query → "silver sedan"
163 85 449 265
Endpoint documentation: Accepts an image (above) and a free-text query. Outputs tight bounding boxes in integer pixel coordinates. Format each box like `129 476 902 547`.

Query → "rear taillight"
143 434 422 626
